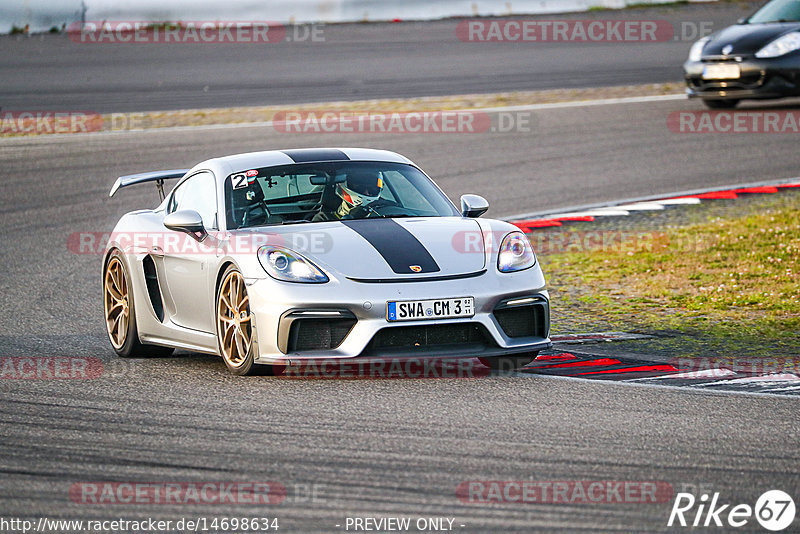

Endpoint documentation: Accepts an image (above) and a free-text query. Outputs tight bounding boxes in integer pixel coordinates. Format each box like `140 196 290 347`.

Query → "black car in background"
684 0 800 108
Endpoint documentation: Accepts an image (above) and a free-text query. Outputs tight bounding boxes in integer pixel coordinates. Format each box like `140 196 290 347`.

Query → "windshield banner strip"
281 149 350 163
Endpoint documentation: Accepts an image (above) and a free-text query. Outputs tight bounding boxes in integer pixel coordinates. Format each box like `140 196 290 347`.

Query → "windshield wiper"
280 219 311 225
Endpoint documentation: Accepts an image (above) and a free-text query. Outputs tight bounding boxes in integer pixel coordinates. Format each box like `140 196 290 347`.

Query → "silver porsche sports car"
103 148 551 375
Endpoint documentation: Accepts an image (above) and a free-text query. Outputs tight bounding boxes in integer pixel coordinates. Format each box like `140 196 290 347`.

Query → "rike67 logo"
668 490 796 531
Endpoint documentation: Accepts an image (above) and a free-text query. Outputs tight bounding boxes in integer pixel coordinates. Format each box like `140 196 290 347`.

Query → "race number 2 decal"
232 174 248 189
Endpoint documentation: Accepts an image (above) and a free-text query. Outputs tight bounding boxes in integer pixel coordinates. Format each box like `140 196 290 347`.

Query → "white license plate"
702 64 740 80
387 297 474 322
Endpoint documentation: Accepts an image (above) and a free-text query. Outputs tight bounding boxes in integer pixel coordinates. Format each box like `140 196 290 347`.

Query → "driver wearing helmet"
313 169 384 221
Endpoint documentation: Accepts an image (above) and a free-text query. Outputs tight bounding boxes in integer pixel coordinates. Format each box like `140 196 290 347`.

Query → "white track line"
691 374 800 387
468 94 685 114
0 93 687 142
631 369 737 381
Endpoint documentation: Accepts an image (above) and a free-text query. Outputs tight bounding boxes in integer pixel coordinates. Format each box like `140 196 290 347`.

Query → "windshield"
225 161 459 229
748 0 800 23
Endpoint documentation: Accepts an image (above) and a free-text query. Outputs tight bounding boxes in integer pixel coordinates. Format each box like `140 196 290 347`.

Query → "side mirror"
736 17 747 24
461 194 489 218
164 210 207 240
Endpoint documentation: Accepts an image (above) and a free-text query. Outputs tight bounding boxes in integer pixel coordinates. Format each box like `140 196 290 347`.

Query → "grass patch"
539 203 800 347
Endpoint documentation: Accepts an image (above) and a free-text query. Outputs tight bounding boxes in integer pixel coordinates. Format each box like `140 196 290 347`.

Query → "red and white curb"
519 351 800 395
508 178 800 233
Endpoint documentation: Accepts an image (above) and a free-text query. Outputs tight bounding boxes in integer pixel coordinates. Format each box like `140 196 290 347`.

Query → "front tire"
216 265 258 375
703 99 739 109
479 353 537 371
103 251 174 358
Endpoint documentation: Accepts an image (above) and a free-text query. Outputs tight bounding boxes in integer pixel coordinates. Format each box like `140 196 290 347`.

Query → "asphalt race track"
1 3 799 533
2 96 800 532
0 3 762 112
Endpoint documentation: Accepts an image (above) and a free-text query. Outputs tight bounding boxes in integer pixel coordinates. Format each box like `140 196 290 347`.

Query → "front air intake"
493 297 549 338
287 318 356 352
370 323 490 349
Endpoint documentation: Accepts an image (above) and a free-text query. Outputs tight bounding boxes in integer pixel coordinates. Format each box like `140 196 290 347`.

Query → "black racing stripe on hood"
281 149 350 163
342 219 440 274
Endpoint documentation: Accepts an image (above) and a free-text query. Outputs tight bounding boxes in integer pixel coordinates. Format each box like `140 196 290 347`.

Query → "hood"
703 22 800 56
241 217 486 280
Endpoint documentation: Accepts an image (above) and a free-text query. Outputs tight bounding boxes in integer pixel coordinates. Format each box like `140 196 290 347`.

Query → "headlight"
497 232 536 273
688 37 710 62
257 246 328 283
756 32 800 58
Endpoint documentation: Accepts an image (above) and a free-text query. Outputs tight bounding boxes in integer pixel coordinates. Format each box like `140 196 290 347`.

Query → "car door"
160 171 219 333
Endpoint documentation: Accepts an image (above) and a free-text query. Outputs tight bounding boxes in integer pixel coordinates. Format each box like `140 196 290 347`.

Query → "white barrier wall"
2 0 713 34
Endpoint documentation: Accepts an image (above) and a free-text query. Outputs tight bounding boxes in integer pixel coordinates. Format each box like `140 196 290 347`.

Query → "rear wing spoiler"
109 169 190 200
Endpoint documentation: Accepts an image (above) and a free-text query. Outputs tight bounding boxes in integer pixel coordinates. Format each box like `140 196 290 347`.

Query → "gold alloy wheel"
104 256 130 349
217 270 252 367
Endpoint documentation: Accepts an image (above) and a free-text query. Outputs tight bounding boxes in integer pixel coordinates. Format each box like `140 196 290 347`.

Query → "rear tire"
479 353 537 371
703 99 739 109
103 250 174 358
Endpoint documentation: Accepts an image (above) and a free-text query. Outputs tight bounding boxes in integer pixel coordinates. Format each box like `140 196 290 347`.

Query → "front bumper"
245 270 551 363
683 56 800 100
